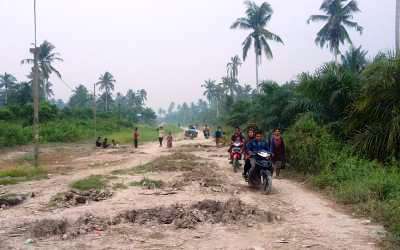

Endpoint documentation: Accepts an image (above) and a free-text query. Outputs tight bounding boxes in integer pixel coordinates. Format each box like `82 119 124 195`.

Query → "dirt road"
0 135 385 250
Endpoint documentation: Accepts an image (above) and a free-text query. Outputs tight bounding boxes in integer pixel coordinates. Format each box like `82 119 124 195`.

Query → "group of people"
157 126 174 148
227 126 286 180
95 126 174 150
95 137 119 149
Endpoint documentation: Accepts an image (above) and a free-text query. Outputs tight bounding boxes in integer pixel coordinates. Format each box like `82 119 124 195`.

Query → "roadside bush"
0 122 31 147
286 114 400 244
285 113 339 174
0 108 14 120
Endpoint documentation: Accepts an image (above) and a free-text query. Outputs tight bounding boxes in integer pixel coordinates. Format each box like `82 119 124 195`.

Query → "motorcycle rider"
242 129 256 180
245 130 271 180
228 127 245 163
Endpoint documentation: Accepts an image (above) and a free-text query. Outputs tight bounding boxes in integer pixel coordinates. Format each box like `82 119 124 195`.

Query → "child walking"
167 132 173 148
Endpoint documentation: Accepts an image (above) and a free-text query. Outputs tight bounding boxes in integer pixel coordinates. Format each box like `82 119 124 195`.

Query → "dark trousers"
134 139 138 148
159 137 163 146
243 159 251 175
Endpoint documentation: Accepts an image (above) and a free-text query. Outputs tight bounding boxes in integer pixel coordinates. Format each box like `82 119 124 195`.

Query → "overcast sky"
0 0 395 110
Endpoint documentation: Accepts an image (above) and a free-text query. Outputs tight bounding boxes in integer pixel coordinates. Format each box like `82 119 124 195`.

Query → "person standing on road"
158 126 165 147
270 128 286 178
133 127 139 148
215 126 223 147
167 132 173 148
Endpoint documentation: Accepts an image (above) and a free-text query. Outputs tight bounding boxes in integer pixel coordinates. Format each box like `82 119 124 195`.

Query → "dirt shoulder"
0 136 385 250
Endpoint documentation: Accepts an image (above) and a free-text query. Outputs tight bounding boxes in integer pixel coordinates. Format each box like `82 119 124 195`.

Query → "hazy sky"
0 0 395 110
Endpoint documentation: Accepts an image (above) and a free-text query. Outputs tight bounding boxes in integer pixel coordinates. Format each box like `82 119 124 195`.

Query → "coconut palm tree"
307 0 363 64
396 0 400 54
0 73 17 105
202 79 217 104
96 72 115 112
231 1 283 89
21 40 63 100
227 55 242 80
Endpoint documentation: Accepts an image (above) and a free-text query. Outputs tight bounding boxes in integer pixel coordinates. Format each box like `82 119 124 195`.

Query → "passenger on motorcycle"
242 129 255 180
245 131 271 179
228 127 245 163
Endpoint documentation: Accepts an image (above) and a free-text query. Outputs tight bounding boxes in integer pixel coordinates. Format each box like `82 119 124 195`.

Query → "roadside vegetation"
0 166 47 185
70 175 108 191
159 1 400 246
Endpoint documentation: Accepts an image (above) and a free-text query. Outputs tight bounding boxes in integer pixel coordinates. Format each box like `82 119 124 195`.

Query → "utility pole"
32 0 40 167
93 83 97 143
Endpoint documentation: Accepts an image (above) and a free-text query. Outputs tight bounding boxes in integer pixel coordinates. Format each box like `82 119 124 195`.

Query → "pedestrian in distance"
133 127 139 148
158 126 165 147
167 132 173 148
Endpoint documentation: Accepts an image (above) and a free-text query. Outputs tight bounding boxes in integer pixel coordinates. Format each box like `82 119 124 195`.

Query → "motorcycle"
248 150 273 194
230 141 243 173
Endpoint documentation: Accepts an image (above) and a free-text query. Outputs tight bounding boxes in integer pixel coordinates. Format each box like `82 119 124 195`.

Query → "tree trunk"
396 0 400 54
255 54 260 92
216 99 220 118
334 51 339 65
4 84 7 106
105 91 108 112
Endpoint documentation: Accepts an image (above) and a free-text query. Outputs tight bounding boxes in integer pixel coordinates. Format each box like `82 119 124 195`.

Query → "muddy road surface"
0 135 385 250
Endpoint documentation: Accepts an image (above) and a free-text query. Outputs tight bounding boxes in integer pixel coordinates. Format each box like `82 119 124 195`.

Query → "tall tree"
231 1 283 89
68 85 90 108
397 0 400 53
168 102 176 114
227 55 242 80
96 72 115 112
21 40 63 100
307 0 363 64
202 79 217 104
0 73 17 105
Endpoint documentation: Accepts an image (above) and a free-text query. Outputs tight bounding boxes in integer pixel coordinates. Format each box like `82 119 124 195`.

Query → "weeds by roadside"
70 175 107 191
285 115 400 248
0 166 47 185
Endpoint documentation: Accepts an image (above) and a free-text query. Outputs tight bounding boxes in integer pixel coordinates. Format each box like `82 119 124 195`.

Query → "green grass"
70 175 107 191
129 177 163 189
0 166 48 185
105 124 181 144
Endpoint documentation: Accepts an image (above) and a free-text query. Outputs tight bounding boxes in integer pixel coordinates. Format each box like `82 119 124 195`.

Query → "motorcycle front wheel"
262 172 272 194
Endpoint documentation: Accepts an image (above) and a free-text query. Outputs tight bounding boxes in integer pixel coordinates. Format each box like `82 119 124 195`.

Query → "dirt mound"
69 213 110 237
119 198 273 229
31 219 68 238
25 198 274 239
0 193 27 208
50 189 113 208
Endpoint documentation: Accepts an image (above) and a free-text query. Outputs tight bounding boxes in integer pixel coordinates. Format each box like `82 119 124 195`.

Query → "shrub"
285 114 339 174
70 175 107 191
